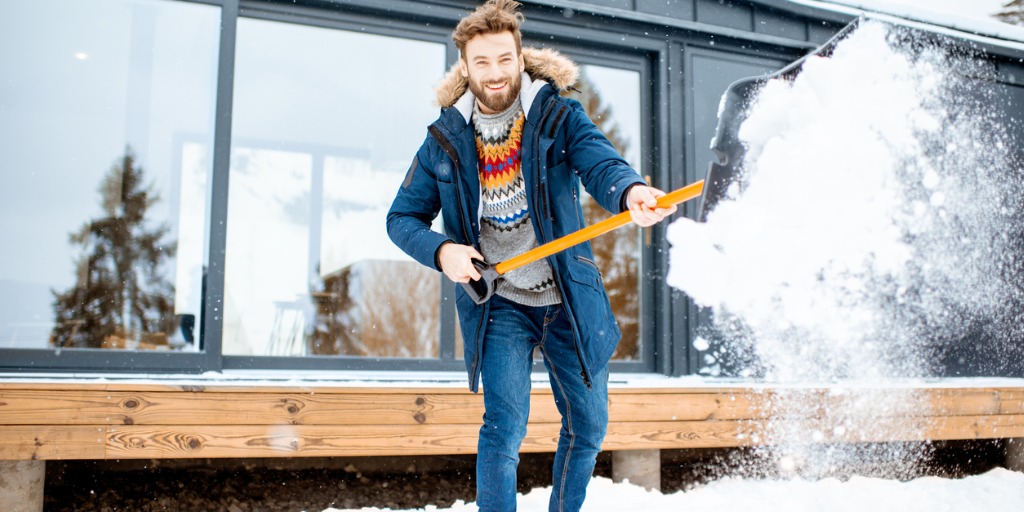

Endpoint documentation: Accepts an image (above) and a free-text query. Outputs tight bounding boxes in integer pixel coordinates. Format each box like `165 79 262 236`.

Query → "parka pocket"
569 255 604 291
436 181 463 242
435 160 454 184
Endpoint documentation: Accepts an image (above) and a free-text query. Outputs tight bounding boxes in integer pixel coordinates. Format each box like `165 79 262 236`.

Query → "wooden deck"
1 380 1023 461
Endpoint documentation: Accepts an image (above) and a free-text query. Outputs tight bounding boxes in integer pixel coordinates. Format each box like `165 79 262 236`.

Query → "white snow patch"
320 469 1024 512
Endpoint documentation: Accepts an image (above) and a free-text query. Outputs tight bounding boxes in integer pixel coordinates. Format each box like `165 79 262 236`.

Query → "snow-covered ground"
322 469 1024 512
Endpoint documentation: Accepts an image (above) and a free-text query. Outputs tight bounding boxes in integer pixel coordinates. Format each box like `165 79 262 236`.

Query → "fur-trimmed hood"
435 47 579 108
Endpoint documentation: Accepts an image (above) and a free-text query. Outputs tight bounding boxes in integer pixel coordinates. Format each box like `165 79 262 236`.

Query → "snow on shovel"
463 179 705 304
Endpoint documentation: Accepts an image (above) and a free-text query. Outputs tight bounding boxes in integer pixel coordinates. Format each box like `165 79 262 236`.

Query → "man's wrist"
620 183 642 212
434 240 453 271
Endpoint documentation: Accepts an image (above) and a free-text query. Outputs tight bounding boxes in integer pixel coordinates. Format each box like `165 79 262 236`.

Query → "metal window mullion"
201 0 240 372
642 47 671 376
673 41 696 377
439 279 456 360
438 39 461 363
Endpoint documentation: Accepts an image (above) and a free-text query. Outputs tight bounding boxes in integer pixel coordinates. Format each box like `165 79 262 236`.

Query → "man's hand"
437 243 485 283
626 185 678 227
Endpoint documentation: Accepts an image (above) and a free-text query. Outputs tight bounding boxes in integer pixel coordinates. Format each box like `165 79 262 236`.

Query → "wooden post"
0 460 45 512
612 449 661 492
1007 438 1024 472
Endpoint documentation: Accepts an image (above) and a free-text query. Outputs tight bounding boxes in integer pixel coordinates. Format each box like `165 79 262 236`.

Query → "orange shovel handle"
494 179 705 275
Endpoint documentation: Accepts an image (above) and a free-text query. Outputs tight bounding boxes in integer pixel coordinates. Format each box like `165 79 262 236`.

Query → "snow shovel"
463 179 705 304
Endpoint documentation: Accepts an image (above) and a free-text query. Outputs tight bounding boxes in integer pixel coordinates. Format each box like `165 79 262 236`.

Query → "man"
386 1 676 510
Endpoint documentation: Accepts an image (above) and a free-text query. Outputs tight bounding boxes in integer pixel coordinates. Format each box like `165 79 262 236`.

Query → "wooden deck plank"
104 422 750 458
104 424 491 458
0 390 504 426
999 394 1024 414
0 390 758 426
607 393 756 422
2 387 1022 426
96 415 1024 459
2 416 1021 461
0 426 105 460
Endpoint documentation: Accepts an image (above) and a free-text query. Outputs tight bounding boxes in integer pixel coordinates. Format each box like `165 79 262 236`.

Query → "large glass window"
567 64 645 361
0 0 219 351
224 18 445 357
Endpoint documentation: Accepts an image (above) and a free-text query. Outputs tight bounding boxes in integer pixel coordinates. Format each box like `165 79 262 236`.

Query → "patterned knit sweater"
474 98 560 306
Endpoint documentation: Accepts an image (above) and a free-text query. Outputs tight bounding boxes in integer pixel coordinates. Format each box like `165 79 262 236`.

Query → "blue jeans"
476 294 610 512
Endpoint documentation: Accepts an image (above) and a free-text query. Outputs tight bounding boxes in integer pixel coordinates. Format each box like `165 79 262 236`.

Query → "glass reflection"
0 0 218 350
225 18 445 357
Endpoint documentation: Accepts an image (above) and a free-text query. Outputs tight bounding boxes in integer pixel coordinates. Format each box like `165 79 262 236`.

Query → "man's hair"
453 0 525 59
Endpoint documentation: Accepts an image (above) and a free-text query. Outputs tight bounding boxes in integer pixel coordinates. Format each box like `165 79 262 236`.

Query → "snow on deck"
1 370 1022 391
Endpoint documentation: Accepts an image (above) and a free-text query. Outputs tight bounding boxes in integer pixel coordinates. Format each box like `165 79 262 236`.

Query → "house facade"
2 0 1022 378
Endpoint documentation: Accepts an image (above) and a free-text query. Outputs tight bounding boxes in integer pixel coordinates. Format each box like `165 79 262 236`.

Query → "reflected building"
311 260 440 358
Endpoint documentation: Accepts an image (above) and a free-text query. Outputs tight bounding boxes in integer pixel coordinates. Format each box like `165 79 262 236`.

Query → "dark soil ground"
43 440 1008 512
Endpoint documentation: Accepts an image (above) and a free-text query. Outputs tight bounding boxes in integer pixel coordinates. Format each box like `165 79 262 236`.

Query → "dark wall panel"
636 0 695 21
753 7 806 40
998 60 1024 86
576 0 634 9
695 0 753 32
808 20 843 44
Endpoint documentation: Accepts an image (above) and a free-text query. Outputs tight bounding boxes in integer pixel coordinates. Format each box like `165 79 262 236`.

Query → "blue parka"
386 48 646 392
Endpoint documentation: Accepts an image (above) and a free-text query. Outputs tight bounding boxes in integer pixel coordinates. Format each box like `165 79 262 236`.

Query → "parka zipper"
577 255 601 274
428 125 473 245
428 123 486 388
572 184 583 231
535 98 592 389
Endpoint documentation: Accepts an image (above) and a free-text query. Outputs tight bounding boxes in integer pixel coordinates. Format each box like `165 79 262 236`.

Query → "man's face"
460 31 525 114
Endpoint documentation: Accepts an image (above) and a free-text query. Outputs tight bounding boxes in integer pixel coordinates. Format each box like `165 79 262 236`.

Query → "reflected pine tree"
51 149 176 349
996 1 1024 24
563 69 641 360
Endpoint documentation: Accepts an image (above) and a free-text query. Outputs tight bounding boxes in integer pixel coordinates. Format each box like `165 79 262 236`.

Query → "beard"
468 71 522 114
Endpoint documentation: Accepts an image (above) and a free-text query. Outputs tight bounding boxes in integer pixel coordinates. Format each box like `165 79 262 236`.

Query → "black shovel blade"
700 17 863 221
461 260 502 305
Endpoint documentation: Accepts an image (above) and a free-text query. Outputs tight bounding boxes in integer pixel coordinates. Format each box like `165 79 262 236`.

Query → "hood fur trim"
435 47 579 108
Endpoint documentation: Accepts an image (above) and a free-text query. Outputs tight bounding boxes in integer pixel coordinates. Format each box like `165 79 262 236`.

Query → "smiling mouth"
485 82 506 91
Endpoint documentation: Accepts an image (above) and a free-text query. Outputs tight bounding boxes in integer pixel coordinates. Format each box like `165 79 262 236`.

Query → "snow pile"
667 21 1023 477
321 468 1024 511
